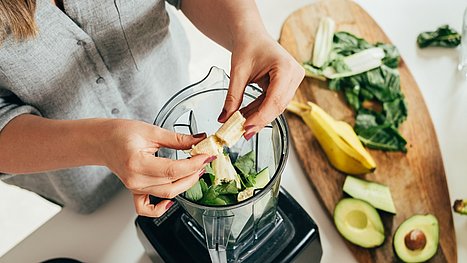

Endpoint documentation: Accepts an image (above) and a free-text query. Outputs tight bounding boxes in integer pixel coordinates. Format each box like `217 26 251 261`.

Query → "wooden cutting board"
279 0 457 262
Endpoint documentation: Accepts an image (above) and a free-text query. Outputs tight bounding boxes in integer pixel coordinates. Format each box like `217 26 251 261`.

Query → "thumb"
218 66 250 123
154 126 207 150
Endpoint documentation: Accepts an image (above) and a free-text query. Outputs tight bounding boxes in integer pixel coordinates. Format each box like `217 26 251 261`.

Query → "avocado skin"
393 214 439 263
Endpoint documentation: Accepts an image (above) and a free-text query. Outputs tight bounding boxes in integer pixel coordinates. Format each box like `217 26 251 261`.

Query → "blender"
135 67 322 263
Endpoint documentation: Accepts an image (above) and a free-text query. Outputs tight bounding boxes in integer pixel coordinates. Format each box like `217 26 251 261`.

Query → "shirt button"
96 77 105 84
111 108 120 115
76 40 86 46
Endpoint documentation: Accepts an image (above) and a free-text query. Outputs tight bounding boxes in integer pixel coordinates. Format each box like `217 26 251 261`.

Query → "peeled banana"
190 111 246 189
212 153 241 189
190 111 246 156
287 101 376 175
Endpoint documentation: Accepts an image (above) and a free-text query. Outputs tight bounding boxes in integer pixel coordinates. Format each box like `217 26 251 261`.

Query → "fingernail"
217 109 227 122
204 155 217 164
244 125 255 133
165 201 175 210
193 132 207 138
198 168 206 177
244 132 256 141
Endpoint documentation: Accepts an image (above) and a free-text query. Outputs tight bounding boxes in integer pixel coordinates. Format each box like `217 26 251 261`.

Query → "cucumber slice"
253 167 270 189
343 175 396 214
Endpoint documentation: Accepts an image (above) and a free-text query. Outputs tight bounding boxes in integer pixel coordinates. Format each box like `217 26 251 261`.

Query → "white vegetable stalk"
323 47 385 79
312 17 336 68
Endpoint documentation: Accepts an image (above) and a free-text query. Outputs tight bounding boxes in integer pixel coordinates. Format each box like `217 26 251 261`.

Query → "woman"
0 0 304 217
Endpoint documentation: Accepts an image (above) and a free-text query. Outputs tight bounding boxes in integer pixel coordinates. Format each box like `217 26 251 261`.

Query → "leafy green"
417 25 461 48
354 110 407 152
234 150 256 176
185 180 203 201
383 98 408 128
325 32 408 152
331 32 372 56
187 150 270 206
215 181 239 195
376 43 400 68
199 178 209 194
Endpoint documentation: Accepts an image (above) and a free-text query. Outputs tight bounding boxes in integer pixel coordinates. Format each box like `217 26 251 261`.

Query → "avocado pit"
404 229 426 250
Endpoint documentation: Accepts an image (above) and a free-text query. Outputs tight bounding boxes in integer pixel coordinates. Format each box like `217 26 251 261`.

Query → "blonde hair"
0 0 37 42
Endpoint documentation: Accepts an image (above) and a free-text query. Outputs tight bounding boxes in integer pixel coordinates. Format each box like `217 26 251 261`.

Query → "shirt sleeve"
0 88 42 180
165 0 181 9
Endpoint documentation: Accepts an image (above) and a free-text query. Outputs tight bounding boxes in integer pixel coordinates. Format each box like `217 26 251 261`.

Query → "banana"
190 135 223 156
287 101 376 175
215 111 246 147
212 153 241 189
237 187 255 202
190 111 246 155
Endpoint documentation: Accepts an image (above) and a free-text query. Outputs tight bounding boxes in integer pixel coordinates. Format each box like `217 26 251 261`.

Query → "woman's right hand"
97 119 214 217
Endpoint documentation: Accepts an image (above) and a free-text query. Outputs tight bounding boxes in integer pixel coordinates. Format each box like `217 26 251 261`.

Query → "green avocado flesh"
343 176 396 214
393 214 439 263
334 198 385 248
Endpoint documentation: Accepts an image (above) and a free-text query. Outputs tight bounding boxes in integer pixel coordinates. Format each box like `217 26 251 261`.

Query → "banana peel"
287 101 376 175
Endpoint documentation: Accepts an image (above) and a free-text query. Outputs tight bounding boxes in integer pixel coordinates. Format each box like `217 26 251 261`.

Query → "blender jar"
154 66 289 263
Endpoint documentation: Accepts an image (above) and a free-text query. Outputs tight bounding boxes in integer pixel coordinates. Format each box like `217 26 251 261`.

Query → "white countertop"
1 0 466 262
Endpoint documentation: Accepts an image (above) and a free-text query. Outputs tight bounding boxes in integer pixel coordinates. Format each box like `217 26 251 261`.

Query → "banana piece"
212 153 241 189
237 187 255 202
190 111 246 155
190 135 223 156
215 111 246 147
287 101 376 174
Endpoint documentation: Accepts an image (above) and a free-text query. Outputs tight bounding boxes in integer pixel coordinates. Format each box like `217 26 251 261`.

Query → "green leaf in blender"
199 178 209 194
234 150 256 176
417 25 461 48
215 181 239 195
185 180 203 202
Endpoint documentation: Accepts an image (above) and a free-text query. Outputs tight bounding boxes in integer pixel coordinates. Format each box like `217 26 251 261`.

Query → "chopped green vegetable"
303 64 326 81
322 47 385 79
312 17 336 68
417 25 461 48
453 199 467 215
185 151 270 206
215 181 239 195
234 150 256 176
320 29 408 152
185 180 203 201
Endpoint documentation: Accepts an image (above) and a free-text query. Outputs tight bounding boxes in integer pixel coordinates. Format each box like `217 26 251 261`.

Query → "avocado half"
334 198 385 248
393 214 439 263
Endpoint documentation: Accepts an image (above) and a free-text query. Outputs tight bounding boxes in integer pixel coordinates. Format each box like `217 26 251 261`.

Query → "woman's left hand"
217 34 304 140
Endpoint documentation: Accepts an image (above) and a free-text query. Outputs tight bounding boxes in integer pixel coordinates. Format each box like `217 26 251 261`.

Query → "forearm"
0 114 106 174
180 0 269 51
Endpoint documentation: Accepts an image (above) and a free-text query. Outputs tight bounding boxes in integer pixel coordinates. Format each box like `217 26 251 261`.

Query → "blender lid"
135 187 322 263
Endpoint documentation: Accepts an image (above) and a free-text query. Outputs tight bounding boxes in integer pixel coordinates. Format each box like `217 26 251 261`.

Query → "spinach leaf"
354 111 407 152
344 87 361 110
383 98 408 128
199 181 238 205
215 181 239 195
417 25 461 48
332 32 372 56
185 180 203 201
234 150 256 176
355 123 407 152
199 178 209 194
376 43 400 68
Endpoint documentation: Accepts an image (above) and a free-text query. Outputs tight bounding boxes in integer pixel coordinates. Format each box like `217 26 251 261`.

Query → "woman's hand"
98 119 214 217
218 35 304 140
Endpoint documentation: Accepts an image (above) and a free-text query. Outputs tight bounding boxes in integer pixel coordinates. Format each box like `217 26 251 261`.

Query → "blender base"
135 187 322 263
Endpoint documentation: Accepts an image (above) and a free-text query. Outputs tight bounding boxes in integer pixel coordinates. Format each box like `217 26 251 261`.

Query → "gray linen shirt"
0 0 189 213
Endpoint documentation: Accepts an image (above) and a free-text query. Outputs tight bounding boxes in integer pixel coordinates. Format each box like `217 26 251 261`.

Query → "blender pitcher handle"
202 211 234 263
